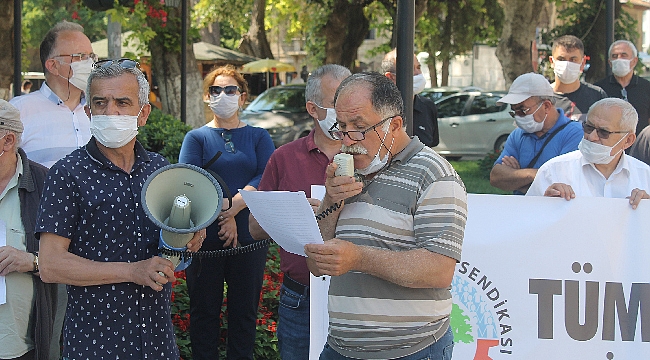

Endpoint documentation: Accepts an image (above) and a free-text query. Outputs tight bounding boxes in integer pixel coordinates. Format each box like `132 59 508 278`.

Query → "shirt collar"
0 151 23 200
41 82 87 107
391 136 425 165
86 137 151 170
304 129 320 153
580 149 630 177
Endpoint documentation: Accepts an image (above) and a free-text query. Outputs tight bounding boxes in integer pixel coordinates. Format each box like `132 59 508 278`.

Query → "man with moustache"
249 64 351 359
304 72 467 359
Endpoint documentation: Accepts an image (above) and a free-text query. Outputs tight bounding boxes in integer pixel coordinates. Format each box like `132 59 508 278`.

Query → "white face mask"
60 58 94 92
90 106 143 148
553 60 582 84
413 73 426 94
357 122 393 175
314 103 337 140
514 102 545 133
578 134 628 165
209 93 241 119
611 59 632 77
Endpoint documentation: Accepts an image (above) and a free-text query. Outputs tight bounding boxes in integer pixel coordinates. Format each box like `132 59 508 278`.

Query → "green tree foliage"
137 108 192 164
542 0 638 82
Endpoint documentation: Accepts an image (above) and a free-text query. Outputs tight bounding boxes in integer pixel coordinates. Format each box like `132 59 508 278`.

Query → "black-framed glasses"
329 115 397 141
209 85 241 97
508 102 543 118
93 58 139 69
582 121 629 139
53 53 98 62
621 88 628 102
221 131 236 153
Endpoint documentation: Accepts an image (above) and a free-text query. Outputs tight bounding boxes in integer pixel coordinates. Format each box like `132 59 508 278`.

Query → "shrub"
478 150 501 180
137 108 192 164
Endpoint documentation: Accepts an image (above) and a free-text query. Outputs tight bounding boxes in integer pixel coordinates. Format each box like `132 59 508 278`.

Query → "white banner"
451 194 650 359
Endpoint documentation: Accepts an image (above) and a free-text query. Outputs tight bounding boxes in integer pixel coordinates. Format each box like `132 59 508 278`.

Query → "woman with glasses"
178 65 275 359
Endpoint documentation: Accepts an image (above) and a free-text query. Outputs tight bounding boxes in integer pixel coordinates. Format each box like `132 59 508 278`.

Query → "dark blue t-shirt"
36 139 177 359
178 125 274 247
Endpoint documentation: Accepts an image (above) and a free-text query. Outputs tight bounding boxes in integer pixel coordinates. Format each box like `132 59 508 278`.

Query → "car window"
468 95 507 115
437 95 470 118
245 87 306 113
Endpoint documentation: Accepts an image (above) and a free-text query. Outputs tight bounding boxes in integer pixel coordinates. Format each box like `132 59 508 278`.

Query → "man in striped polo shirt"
305 72 467 360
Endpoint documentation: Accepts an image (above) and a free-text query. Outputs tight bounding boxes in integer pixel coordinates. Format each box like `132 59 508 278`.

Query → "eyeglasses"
53 53 98 63
582 121 629 139
93 58 139 69
509 102 543 118
209 85 241 97
221 131 236 153
329 115 397 141
621 88 628 102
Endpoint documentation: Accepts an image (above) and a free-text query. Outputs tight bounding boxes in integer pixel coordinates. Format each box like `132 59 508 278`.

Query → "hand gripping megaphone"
141 163 224 270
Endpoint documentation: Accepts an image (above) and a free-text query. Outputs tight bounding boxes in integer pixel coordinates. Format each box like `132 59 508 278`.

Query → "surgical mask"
553 60 582 84
514 103 545 133
90 106 143 148
357 122 394 175
209 93 241 119
60 58 94 92
611 59 632 77
578 135 628 165
314 103 337 140
413 73 426 94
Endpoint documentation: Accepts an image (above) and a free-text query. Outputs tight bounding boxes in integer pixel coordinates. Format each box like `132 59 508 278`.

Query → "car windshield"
244 87 305 113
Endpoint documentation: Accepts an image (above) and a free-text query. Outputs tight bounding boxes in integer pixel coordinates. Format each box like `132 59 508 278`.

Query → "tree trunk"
323 0 373 69
0 0 14 100
441 56 450 86
427 55 438 87
238 0 273 58
200 21 221 46
496 0 548 87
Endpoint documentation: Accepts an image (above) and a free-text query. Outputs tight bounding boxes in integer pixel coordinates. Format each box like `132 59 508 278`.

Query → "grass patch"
449 160 509 195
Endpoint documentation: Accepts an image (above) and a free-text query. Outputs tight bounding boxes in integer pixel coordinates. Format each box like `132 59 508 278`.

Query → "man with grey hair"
490 72 583 194
304 72 467 359
0 100 57 360
527 98 650 209
36 60 206 359
381 48 439 147
596 40 650 134
10 20 95 168
249 64 351 360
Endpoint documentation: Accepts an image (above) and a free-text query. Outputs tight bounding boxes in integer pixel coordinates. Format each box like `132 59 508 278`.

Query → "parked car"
434 91 514 159
419 87 462 102
240 84 312 148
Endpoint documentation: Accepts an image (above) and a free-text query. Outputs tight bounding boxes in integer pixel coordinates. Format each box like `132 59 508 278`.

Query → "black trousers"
186 244 268 360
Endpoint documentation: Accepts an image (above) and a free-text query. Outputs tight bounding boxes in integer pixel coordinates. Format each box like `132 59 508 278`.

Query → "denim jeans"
319 326 454 360
277 282 310 360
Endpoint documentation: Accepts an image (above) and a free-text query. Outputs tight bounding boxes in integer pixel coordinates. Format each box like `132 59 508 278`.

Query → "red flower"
71 11 80 20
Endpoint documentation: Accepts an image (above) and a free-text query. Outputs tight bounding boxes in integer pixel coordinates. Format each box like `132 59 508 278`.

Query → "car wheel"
494 135 508 153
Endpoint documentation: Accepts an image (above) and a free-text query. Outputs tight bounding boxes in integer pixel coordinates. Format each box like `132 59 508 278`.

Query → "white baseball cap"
498 73 553 105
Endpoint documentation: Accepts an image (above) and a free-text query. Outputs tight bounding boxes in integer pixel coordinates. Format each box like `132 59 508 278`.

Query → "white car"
434 91 514 159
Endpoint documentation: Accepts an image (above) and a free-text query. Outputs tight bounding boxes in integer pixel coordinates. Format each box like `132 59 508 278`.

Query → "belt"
283 274 308 295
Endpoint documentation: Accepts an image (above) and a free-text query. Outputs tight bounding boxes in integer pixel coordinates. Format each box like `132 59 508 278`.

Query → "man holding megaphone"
36 59 206 359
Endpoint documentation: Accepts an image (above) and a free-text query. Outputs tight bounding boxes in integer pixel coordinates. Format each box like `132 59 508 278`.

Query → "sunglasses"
582 121 629 139
209 85 241 97
222 131 236 153
93 58 139 69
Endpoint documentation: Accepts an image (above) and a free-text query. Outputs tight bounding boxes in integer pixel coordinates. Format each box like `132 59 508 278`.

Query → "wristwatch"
30 252 39 273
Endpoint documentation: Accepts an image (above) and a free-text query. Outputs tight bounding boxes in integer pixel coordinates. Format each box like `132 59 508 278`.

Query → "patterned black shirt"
36 139 178 359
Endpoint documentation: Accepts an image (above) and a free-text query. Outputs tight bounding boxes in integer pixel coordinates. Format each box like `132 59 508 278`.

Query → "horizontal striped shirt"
328 138 467 359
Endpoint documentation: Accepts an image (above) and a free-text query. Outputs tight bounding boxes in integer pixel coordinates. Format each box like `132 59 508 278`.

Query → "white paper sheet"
240 190 323 256
0 220 7 304
310 185 326 201
309 273 330 360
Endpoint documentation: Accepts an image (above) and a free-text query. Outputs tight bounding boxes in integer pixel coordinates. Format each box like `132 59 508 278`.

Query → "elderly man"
490 72 583 194
0 100 56 360
595 40 650 134
249 64 350 359
527 98 650 209
36 60 205 359
550 35 607 122
304 72 467 359
10 21 94 168
381 49 439 147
